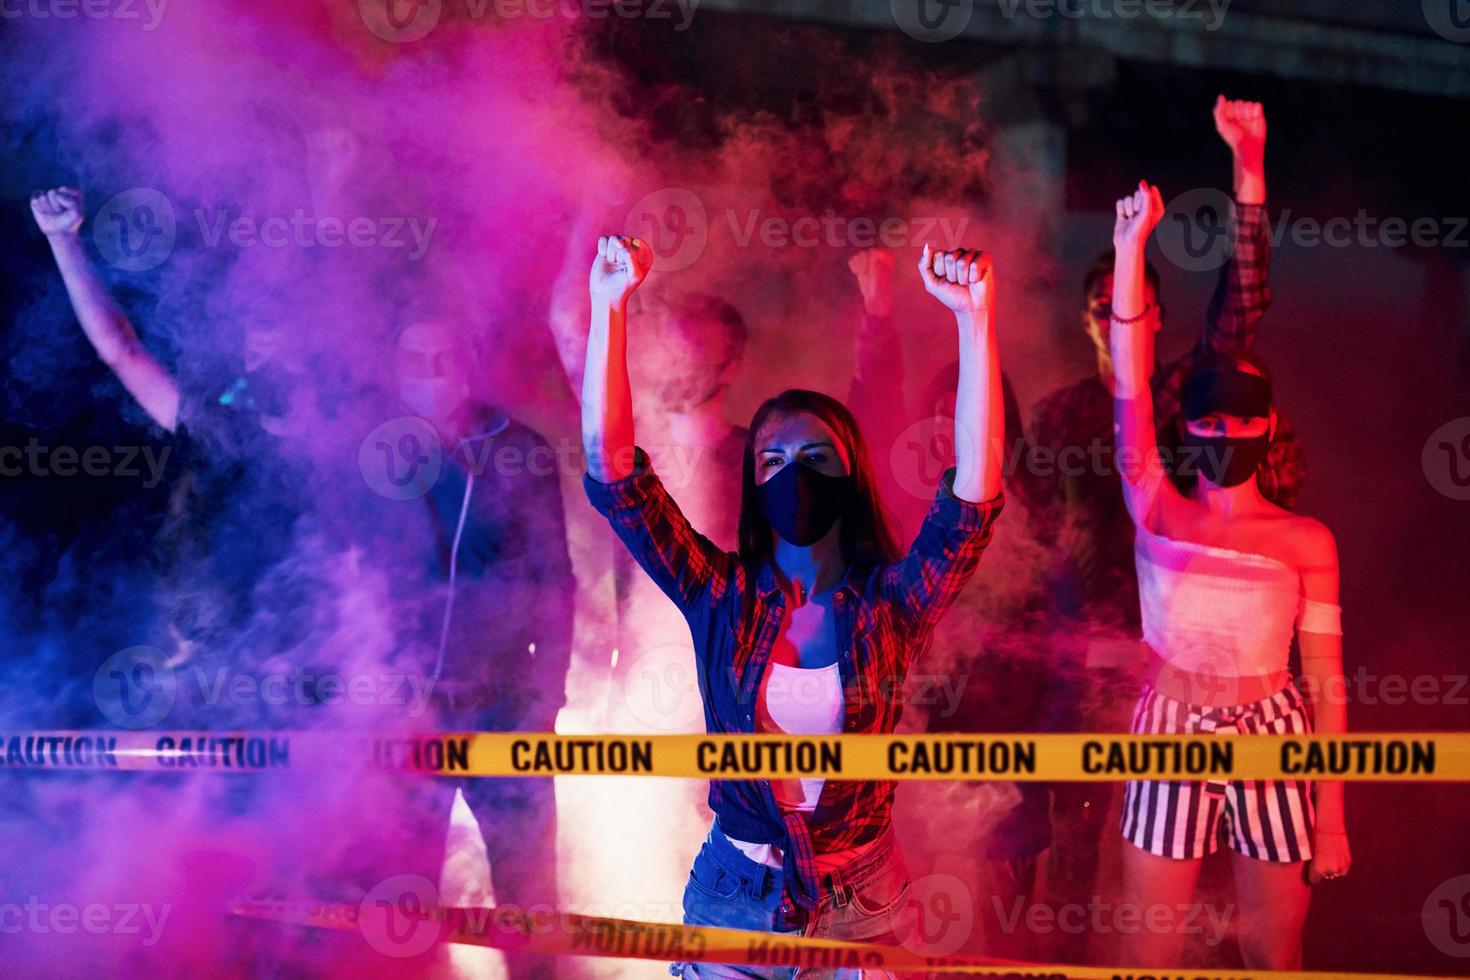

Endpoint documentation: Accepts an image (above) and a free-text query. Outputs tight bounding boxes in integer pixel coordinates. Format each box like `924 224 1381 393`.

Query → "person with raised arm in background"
1108 178 1348 970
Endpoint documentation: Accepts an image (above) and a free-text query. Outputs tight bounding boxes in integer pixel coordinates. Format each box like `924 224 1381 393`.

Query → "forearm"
46 233 180 431
1206 176 1272 349
1109 241 1160 465
47 234 138 365
549 257 592 401
853 311 901 388
951 307 1001 503
1233 145 1266 207
1110 241 1155 400
1302 639 1347 830
581 300 634 482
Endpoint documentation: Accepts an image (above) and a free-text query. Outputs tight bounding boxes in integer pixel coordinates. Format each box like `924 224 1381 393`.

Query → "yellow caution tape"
231 898 1449 979
5 731 1469 781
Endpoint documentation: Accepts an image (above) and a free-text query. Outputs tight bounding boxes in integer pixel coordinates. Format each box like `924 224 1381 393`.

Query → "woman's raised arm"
917 243 1002 504
1108 181 1169 522
31 187 181 432
580 234 652 483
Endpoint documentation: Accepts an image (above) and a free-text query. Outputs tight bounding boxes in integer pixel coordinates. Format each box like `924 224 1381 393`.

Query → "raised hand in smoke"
29 186 84 237
30 184 180 431
917 243 1001 504
581 233 653 483
589 234 653 309
1112 180 1166 255
848 247 895 317
1213 94 1266 204
1212 94 1265 164
918 243 993 315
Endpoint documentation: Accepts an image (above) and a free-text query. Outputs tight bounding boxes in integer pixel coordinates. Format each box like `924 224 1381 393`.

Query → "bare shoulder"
1269 506 1337 568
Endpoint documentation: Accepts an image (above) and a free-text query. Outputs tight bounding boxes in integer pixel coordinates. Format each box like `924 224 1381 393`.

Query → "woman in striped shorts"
1104 181 1351 969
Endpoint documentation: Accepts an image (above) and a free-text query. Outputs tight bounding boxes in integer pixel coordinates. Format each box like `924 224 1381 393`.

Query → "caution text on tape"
5 731 1468 781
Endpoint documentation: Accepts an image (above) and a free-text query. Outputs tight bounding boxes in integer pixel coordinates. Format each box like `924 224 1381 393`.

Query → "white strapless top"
1134 525 1302 678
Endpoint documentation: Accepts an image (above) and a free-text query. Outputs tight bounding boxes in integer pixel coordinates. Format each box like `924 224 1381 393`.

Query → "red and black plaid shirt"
585 447 1003 908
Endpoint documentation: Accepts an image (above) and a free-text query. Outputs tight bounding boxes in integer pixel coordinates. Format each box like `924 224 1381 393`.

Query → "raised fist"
848 248 895 317
30 187 84 237
589 235 654 308
1112 180 1165 253
919 244 993 315
1213 95 1266 163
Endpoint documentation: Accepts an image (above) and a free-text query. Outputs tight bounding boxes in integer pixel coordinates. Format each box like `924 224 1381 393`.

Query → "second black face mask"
1180 431 1272 487
756 461 854 547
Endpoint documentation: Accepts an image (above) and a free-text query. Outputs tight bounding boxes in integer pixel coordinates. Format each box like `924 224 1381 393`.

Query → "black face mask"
1179 364 1274 488
1180 431 1272 487
756 461 854 547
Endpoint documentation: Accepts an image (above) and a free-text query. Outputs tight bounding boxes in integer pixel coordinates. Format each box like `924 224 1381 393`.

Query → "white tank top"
726 661 844 868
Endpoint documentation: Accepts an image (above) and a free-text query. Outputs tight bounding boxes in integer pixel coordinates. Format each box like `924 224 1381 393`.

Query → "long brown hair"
737 389 901 572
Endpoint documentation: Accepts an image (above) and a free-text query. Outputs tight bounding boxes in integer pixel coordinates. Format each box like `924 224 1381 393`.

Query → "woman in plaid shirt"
580 235 1006 978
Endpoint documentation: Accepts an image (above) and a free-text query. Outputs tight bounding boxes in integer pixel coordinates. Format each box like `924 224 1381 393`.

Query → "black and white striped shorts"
1120 683 1316 863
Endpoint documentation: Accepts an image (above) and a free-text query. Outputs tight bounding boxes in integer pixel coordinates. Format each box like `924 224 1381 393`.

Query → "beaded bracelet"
1109 303 1154 325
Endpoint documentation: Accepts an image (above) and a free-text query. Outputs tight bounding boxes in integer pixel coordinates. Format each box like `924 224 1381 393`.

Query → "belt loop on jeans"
823 864 849 908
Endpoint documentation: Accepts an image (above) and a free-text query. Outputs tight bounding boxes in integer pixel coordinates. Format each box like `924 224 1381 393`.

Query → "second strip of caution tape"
231 897 1450 979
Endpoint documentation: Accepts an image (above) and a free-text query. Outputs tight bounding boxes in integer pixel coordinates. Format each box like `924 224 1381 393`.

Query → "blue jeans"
672 818 917 979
